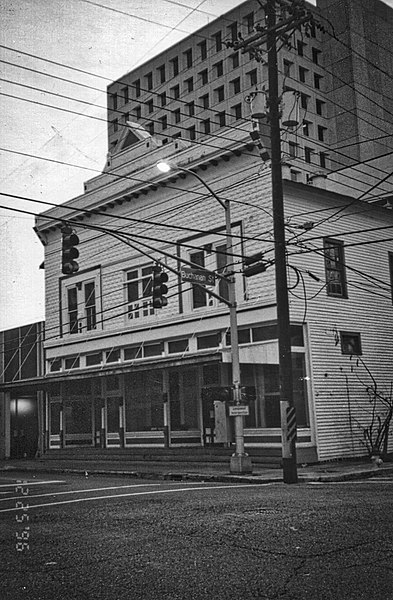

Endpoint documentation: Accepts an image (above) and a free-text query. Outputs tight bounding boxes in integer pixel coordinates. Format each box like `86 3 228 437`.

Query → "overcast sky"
1 0 392 331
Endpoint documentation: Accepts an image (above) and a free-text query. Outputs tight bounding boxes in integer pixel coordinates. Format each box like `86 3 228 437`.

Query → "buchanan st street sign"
180 267 216 286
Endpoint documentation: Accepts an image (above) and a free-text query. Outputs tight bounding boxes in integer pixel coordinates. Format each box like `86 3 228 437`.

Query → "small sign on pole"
180 267 216 286
229 405 249 417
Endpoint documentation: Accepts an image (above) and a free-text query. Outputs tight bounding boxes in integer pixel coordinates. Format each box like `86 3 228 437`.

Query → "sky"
1 0 392 332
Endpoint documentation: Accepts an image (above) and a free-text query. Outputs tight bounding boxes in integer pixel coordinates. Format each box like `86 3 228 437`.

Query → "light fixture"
157 161 171 173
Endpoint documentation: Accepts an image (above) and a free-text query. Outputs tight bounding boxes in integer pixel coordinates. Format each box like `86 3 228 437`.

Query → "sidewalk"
1 456 392 484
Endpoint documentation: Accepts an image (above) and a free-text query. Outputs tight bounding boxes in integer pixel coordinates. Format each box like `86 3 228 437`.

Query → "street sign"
180 267 216 286
229 405 249 417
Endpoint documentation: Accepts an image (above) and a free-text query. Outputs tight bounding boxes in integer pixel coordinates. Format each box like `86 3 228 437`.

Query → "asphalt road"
0 472 392 600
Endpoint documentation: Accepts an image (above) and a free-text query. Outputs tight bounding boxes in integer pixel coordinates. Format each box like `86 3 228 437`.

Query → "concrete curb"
1 462 392 484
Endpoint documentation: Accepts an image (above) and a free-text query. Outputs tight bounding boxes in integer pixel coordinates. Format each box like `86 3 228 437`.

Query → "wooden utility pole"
265 0 298 484
226 0 317 482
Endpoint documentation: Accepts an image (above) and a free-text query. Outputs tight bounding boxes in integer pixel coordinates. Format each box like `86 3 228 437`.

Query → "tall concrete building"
32 0 393 466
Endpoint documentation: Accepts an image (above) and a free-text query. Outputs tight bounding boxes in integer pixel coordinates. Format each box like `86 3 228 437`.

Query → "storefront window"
169 369 199 430
64 399 93 434
125 370 163 431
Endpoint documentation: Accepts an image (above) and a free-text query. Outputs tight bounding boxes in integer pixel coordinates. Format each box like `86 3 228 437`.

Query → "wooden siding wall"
286 186 393 460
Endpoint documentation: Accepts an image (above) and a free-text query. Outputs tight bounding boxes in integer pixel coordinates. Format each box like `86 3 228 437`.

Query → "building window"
168 339 189 354
215 85 225 103
247 69 257 86
198 40 207 61
160 92 166 107
187 101 195 116
121 87 129 105
63 277 98 335
303 120 311 136
147 99 154 114
324 238 347 298
185 77 193 92
126 266 154 320
123 112 129 123
145 72 153 90
214 61 223 77
112 119 118 133
133 105 141 120
228 22 238 42
316 99 325 116
199 69 208 85
305 146 313 163
299 66 308 83
110 92 118 111
200 93 209 109
320 152 327 168
297 40 306 56
184 48 193 68
160 115 168 130
231 53 239 69
188 245 229 310
65 356 80 370
86 352 102 367
300 93 309 109
171 84 180 99
213 31 222 52
202 119 210 134
232 103 242 120
157 64 166 84
283 59 293 77
173 108 181 123
318 125 326 141
133 79 141 97
217 111 226 127
314 73 323 89
105 349 120 363
312 48 321 65
244 12 254 34
231 77 241 95
188 125 196 140
340 332 362 355
147 122 154 135
289 141 298 158
170 56 179 77
197 333 220 350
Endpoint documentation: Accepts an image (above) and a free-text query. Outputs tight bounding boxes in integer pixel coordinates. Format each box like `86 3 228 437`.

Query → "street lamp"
157 161 252 474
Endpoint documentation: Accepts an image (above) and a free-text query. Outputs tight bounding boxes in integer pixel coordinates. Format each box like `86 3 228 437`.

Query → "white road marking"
0 484 259 513
0 480 65 489
0 482 184 503
309 478 393 485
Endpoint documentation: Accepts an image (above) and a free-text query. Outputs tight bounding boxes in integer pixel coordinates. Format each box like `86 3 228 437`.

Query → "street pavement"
1 454 392 483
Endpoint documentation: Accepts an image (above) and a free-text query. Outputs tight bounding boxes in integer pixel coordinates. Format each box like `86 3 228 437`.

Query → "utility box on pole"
213 400 233 445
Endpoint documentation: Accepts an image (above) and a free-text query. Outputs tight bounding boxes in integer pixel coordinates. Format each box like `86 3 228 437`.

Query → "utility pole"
226 0 317 483
265 0 297 484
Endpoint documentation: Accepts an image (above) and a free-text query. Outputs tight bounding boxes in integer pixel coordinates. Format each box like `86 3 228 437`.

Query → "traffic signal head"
61 226 79 275
152 266 168 309
243 251 267 277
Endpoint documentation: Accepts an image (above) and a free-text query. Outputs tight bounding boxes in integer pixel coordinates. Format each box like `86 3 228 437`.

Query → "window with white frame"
188 243 230 310
125 265 154 320
61 269 101 335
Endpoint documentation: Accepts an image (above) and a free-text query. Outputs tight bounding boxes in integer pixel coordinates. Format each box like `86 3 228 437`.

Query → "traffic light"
243 251 267 277
152 265 168 309
61 226 79 275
